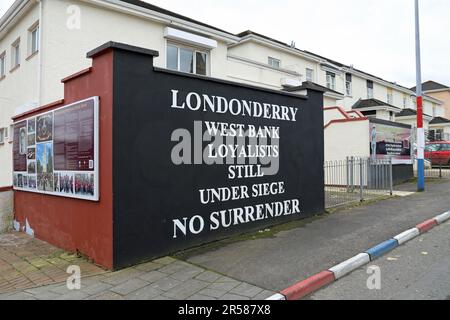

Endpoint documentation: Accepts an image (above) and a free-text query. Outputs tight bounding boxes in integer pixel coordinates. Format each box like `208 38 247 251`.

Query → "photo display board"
13 97 99 201
369 119 412 165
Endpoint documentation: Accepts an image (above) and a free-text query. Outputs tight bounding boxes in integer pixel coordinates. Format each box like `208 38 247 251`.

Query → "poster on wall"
12 97 99 201
369 119 412 164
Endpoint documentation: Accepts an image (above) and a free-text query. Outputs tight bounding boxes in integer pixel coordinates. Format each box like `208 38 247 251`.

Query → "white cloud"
1 0 449 87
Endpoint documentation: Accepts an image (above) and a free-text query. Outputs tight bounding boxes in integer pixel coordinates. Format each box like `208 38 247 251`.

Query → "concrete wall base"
0 190 13 233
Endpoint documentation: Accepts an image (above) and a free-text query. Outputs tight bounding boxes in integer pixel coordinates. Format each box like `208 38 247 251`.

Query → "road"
309 220 450 300
185 180 450 291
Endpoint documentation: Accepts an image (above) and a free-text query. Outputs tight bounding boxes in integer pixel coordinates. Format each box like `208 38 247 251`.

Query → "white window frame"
0 128 4 144
268 57 281 69
28 22 40 56
306 68 314 82
345 81 352 96
166 41 210 76
403 95 409 108
367 87 374 99
0 52 5 78
387 94 393 104
11 38 20 69
326 73 336 91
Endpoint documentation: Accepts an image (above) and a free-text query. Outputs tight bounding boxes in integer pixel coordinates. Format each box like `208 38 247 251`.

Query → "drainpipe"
37 0 43 107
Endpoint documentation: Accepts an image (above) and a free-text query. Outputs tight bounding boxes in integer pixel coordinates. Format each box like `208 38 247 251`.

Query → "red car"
425 141 450 165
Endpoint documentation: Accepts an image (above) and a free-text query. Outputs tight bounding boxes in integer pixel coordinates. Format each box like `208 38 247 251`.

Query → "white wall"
227 40 319 89
396 117 430 130
324 107 346 126
324 119 370 162
0 0 231 186
324 96 340 108
41 0 231 106
0 2 40 187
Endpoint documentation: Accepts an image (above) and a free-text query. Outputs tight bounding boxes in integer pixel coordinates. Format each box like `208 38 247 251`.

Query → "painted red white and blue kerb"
267 210 450 300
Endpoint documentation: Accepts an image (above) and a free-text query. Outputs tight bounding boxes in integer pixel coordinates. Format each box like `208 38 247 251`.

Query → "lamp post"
415 0 425 192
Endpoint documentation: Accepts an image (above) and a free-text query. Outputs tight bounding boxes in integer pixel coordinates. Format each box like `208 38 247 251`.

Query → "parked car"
425 141 450 166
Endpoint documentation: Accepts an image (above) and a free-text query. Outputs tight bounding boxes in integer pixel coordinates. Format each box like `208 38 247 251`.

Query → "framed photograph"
28 161 36 174
36 142 54 174
27 148 36 160
28 176 37 189
36 113 53 143
28 118 36 134
28 134 36 147
19 127 27 155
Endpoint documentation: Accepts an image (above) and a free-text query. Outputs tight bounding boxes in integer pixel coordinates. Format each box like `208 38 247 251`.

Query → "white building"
0 0 447 226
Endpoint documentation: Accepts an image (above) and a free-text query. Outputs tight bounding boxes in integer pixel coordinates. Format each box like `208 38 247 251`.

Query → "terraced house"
0 0 447 228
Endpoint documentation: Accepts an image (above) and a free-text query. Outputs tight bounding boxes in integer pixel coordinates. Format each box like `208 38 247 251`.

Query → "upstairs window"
387 88 393 104
306 68 314 82
166 43 208 76
0 52 5 78
326 71 336 91
0 128 4 144
29 23 40 55
268 57 281 69
403 94 409 108
367 80 374 99
345 73 352 96
11 39 20 70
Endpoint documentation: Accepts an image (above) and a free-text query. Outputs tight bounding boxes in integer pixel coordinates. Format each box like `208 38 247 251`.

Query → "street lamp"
415 0 425 192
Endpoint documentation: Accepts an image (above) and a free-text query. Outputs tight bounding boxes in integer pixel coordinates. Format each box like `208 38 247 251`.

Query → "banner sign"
12 97 99 201
369 119 412 165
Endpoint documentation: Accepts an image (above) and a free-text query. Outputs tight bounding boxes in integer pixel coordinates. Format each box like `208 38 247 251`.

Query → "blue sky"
1 0 449 88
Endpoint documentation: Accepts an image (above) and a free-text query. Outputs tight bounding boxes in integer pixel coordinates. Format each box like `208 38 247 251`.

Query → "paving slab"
1 254 274 300
0 232 105 294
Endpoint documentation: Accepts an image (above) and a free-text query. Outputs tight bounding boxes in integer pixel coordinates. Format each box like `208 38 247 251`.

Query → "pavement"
1 179 449 300
0 232 104 293
309 219 450 300
0 255 274 300
182 179 450 292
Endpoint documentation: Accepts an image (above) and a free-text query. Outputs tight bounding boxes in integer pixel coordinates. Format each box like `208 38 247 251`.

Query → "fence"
324 157 393 209
421 154 450 179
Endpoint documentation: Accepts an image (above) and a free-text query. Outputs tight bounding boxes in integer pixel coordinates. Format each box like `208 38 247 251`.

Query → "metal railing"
324 157 393 209
420 154 450 179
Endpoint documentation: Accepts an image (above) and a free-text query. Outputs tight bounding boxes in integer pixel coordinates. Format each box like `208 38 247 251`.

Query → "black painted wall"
111 46 325 269
393 164 414 185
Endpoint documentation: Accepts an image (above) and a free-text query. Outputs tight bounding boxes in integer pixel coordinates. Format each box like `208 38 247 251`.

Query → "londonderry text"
171 90 299 122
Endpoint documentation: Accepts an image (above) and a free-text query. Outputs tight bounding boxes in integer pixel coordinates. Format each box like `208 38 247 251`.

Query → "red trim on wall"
324 117 368 129
12 100 65 121
324 106 350 119
61 67 92 83
347 110 365 118
0 186 13 192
